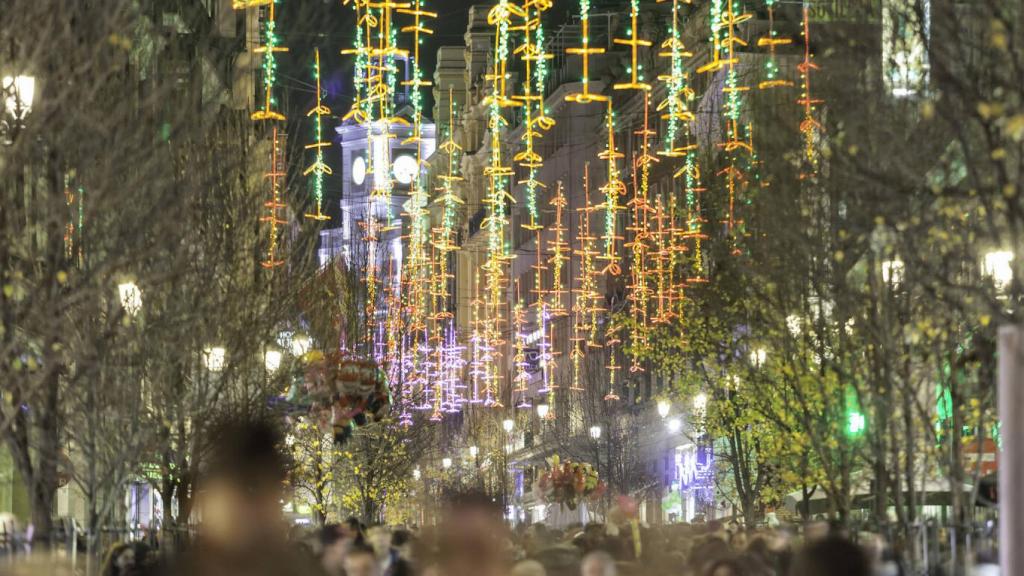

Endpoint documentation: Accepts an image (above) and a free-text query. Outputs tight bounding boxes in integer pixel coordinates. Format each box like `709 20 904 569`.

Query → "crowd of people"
4 418 995 576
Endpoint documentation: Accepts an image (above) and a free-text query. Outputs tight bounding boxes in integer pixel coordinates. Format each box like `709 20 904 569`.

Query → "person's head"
581 551 616 576
789 536 871 576
392 529 415 561
345 544 381 576
103 542 150 576
196 417 289 551
367 525 392 559
512 560 547 576
438 490 508 576
320 524 349 575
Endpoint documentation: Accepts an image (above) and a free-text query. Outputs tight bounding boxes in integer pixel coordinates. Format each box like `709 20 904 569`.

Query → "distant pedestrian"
789 536 870 576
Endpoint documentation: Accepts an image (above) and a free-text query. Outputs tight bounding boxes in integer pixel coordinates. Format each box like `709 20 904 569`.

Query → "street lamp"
442 457 452 470
694 393 708 413
502 418 515 433
667 417 683 434
264 349 283 373
881 259 904 285
785 314 802 337
983 250 1014 291
290 333 312 357
589 425 602 440
203 346 226 372
657 399 671 418
469 445 479 458
2 75 35 144
750 348 767 368
536 403 550 420
413 467 422 481
117 282 143 317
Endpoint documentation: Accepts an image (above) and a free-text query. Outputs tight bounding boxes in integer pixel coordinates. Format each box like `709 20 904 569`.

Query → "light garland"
797 2 824 174
596 101 625 275
260 127 286 268
565 0 608 104
304 48 332 222
625 93 657 372
758 0 793 89
251 0 288 121
657 0 695 158
613 0 652 91
479 0 523 408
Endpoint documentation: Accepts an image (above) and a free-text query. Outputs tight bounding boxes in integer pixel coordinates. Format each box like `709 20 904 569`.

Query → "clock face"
352 156 366 186
392 154 418 185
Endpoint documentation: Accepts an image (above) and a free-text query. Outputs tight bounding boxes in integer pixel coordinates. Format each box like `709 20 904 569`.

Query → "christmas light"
547 182 569 318
513 0 555 231
758 0 793 89
564 0 608 104
797 3 824 173
625 93 657 372
613 0 652 91
251 0 288 122
479 0 523 408
596 101 625 275
260 127 287 268
656 0 695 158
304 48 332 222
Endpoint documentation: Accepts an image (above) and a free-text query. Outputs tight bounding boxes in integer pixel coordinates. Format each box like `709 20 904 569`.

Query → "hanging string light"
547 182 569 318
613 0 652 92
565 0 608 104
480 0 523 409
797 1 824 174
703 0 753 255
304 48 332 222
596 101 625 275
260 127 287 268
758 0 793 89
657 0 695 158
251 0 288 122
625 93 657 372
513 0 554 231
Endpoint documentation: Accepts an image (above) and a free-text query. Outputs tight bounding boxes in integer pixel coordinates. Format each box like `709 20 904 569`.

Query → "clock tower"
318 88 436 268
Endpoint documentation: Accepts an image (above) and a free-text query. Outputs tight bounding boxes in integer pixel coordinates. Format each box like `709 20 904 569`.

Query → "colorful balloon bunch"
533 455 606 510
303 351 391 444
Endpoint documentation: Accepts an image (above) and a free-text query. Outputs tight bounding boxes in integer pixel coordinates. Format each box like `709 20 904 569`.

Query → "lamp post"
203 346 226 372
536 403 550 420
2 75 35 145
117 282 143 317
984 250 1014 292
291 333 312 357
750 348 767 368
657 399 671 419
264 349 283 374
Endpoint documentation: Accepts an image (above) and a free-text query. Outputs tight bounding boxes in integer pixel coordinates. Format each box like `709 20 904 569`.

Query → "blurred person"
388 529 416 576
788 536 870 576
512 559 547 576
436 491 510 576
103 542 153 576
703 557 754 576
345 543 382 576
320 524 349 576
163 417 322 576
367 526 394 570
581 551 616 576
